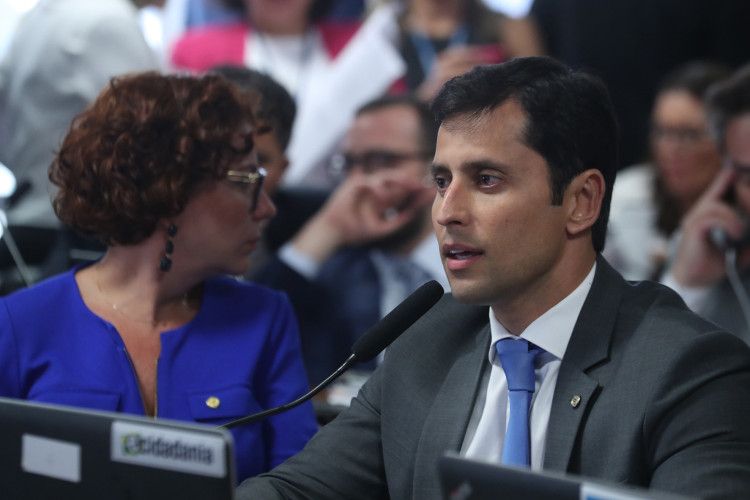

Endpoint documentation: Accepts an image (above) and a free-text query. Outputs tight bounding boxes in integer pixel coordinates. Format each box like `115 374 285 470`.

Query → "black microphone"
220 279 444 429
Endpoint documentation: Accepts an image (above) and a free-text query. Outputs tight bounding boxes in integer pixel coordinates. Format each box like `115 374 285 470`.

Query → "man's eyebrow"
430 164 450 176
431 159 508 175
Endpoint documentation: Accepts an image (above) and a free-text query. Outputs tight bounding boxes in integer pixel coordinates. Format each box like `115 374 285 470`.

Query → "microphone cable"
218 280 444 430
221 354 357 430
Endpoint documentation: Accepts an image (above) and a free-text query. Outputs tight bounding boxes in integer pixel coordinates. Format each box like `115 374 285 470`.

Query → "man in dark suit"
252 96 448 385
237 57 750 499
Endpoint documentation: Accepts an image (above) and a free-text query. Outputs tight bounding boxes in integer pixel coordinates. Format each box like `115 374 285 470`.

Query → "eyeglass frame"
226 167 267 212
649 123 711 148
329 150 432 177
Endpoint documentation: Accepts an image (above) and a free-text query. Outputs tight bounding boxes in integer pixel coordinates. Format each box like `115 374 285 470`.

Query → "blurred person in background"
661 65 750 345
170 0 359 97
604 61 730 281
0 0 163 289
392 0 511 102
0 72 318 482
527 0 750 169
211 65 297 196
0 0 35 60
171 0 393 191
252 95 448 386
210 64 303 275
179 0 364 27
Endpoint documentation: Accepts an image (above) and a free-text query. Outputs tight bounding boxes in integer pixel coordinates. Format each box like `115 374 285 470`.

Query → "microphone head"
352 280 444 362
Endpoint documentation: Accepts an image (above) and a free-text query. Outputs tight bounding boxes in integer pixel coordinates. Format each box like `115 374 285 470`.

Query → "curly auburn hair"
50 71 257 246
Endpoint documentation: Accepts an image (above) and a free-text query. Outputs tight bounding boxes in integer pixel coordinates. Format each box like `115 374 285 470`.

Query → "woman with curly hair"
0 71 318 482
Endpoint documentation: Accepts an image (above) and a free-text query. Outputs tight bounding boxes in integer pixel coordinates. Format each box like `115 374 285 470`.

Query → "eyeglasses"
226 168 267 212
329 150 430 176
650 124 711 147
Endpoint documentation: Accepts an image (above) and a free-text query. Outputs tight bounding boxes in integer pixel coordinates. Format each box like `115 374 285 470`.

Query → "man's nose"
434 181 468 227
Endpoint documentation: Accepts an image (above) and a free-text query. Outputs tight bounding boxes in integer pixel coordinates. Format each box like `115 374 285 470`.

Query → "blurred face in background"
245 0 312 34
651 89 722 210
340 104 435 251
343 105 430 187
253 126 288 195
726 114 750 217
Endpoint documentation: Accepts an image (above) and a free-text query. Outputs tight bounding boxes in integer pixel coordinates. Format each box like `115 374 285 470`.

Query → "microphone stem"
219 353 357 430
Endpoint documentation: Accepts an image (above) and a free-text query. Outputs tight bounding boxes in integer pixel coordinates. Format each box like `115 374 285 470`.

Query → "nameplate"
110 421 227 478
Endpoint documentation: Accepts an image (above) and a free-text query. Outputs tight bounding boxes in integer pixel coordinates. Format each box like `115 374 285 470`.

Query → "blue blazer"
0 266 319 482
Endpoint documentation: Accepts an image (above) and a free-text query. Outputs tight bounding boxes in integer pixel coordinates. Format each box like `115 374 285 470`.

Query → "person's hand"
291 169 434 264
416 44 500 102
671 167 746 287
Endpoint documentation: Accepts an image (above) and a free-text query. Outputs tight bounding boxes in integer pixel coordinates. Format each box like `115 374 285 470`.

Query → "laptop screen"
0 397 236 499
438 452 697 500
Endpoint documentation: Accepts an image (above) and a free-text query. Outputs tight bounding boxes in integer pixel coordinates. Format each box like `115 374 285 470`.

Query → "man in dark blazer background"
253 96 448 385
237 56 750 499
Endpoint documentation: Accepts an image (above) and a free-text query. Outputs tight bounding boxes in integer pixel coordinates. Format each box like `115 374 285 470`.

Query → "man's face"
727 114 750 217
341 104 433 249
343 105 428 182
253 128 288 196
431 100 570 314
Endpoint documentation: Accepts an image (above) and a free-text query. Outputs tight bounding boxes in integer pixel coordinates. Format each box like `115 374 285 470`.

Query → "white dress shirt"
462 263 596 470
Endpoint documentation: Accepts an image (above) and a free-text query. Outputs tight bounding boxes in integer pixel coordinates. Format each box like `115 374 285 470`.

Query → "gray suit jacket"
238 257 750 499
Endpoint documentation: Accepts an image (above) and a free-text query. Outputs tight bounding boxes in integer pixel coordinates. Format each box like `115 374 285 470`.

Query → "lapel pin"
570 395 581 408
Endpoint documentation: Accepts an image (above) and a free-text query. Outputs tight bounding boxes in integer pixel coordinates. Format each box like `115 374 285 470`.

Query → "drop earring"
159 223 178 272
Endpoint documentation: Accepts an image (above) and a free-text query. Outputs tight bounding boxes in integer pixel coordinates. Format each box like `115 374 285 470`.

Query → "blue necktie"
496 338 542 467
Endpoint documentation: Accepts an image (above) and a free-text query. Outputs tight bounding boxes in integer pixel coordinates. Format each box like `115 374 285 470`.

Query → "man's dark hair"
706 63 750 154
356 95 439 158
431 56 619 253
211 65 296 150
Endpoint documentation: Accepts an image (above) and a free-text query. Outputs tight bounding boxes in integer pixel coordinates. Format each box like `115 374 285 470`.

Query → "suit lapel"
412 319 490 498
544 256 624 472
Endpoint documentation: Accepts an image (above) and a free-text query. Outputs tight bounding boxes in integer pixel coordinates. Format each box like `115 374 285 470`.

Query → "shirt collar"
488 262 597 362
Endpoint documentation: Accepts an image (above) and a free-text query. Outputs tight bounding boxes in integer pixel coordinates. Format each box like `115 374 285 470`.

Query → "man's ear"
564 169 605 236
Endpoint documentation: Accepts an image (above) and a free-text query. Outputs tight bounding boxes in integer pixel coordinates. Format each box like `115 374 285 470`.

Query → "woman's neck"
90 245 202 329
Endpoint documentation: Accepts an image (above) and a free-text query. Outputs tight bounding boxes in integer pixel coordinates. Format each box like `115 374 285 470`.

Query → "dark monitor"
0 397 236 499
438 452 698 500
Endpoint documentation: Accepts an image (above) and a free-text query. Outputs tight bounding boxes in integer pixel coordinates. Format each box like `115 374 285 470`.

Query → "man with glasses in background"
252 95 449 392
